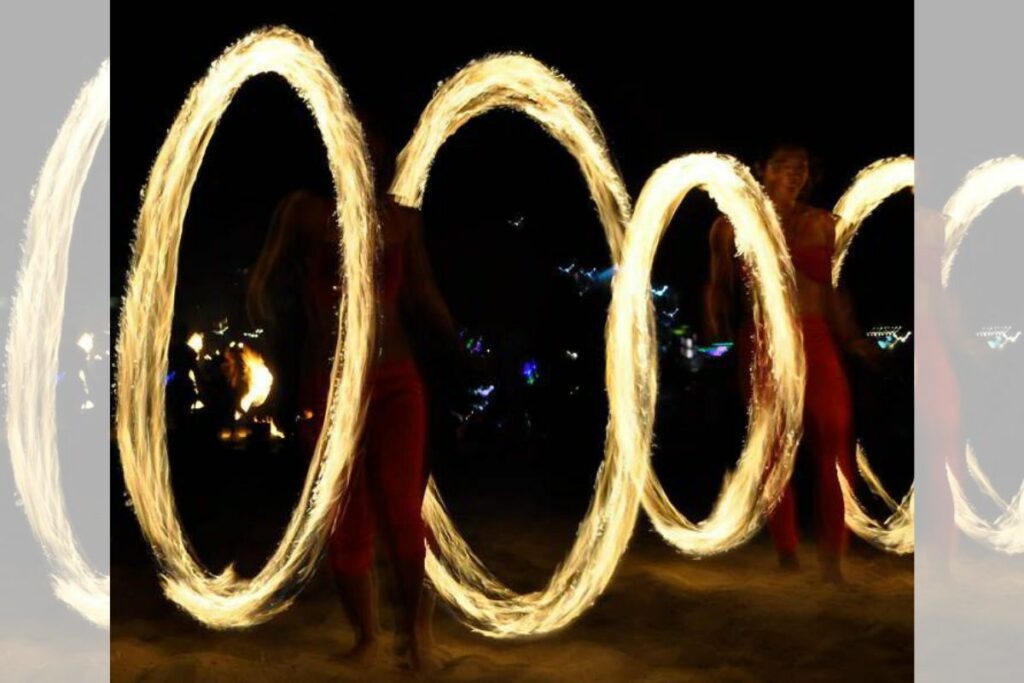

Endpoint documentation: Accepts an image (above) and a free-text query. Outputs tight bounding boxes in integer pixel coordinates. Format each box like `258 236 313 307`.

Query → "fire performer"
247 127 462 670
705 142 880 582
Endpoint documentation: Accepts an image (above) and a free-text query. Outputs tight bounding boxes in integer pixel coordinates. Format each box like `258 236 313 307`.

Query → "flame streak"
831 156 915 554
239 347 273 413
5 62 110 627
941 156 1024 553
77 332 95 355
631 155 805 557
393 54 638 637
391 54 630 263
946 444 1024 554
186 332 203 355
116 27 377 628
394 55 805 633
941 156 1024 288
114 39 905 632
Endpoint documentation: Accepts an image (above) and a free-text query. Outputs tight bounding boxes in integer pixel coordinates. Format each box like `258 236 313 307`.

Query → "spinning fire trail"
626 155 805 559
392 56 804 633
6 61 111 628
832 156 916 555
941 156 1024 554
115 25 912 637
392 52 643 637
116 27 377 628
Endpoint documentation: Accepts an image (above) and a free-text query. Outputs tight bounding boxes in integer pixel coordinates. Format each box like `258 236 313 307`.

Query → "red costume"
297 234 429 577
737 243 855 559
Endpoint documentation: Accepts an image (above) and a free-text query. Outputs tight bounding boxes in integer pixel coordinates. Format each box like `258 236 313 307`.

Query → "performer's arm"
397 200 461 357
821 211 878 362
704 216 736 343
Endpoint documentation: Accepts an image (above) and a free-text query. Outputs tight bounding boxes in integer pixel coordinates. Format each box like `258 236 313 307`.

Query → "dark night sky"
112 10 914 294
111 8 914 585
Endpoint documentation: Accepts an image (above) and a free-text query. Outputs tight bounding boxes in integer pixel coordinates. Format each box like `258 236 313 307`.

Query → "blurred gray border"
917 2 1024 681
0 1 109 681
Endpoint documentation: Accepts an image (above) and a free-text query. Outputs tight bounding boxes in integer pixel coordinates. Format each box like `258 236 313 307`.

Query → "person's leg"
803 318 854 582
366 362 432 669
739 323 800 567
333 571 379 662
328 448 380 659
767 485 800 567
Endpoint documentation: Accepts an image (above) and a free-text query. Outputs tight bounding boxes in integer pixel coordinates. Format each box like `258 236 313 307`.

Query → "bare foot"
778 552 801 572
342 635 381 666
919 556 953 585
819 557 846 585
396 634 443 674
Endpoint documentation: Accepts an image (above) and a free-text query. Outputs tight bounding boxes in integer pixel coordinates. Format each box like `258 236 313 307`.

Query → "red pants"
324 359 429 577
739 315 855 558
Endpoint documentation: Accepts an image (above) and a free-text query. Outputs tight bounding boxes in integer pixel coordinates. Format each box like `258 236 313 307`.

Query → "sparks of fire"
239 347 273 414
187 332 203 355
246 416 287 440
77 332 94 355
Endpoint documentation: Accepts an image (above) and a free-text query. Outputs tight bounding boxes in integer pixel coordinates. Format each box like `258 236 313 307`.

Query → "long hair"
245 113 393 329
246 189 317 328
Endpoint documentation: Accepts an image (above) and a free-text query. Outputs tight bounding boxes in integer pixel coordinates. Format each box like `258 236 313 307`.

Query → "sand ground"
111 522 913 683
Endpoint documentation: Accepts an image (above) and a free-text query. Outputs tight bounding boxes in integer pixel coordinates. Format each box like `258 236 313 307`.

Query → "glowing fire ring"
941 156 1024 553
116 27 377 628
628 155 806 558
392 53 639 637
6 61 110 628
